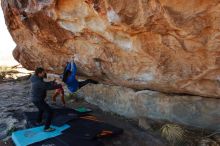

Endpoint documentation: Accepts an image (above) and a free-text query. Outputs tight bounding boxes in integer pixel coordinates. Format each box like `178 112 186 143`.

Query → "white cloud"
0 7 18 66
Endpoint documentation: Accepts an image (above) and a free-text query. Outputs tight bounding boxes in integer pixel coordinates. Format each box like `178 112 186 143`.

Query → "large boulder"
1 0 220 97
78 83 220 130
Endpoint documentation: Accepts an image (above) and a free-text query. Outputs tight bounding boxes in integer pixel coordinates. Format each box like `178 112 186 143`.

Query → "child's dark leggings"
78 79 98 89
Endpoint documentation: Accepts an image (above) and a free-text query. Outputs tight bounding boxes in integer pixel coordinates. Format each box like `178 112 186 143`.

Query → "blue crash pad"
12 124 70 146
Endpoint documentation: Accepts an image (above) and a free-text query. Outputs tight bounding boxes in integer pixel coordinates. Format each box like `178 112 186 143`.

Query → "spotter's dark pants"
33 100 53 130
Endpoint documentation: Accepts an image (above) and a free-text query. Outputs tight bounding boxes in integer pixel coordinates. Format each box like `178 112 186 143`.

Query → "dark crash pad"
24 108 78 127
64 116 124 140
21 107 123 146
29 134 104 146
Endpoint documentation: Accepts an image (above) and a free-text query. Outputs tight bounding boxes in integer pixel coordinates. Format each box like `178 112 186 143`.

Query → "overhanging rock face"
78 84 220 130
1 0 220 97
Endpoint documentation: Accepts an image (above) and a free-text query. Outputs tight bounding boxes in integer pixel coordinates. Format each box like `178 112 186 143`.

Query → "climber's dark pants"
78 79 98 89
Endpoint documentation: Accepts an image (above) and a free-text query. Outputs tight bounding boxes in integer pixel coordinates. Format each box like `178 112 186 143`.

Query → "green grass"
0 66 10 79
0 66 19 80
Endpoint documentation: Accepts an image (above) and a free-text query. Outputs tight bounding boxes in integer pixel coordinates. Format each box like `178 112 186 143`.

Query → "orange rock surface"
2 0 220 97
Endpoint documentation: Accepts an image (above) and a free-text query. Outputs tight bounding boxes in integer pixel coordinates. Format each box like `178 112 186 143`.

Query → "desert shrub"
161 123 186 145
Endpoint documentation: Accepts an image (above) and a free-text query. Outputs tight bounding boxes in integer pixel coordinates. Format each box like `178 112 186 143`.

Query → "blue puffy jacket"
65 62 79 93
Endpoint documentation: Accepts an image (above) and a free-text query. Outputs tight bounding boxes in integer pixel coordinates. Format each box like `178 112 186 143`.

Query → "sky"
0 5 19 66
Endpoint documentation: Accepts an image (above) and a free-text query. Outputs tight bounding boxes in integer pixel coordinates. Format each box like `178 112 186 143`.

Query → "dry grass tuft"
160 123 185 145
198 138 219 146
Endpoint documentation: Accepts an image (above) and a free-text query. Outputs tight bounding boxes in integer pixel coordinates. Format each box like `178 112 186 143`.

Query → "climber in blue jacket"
62 61 79 93
63 60 98 92
52 60 98 103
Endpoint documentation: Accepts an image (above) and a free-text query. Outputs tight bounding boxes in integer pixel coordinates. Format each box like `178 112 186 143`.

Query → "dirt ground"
0 78 167 146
